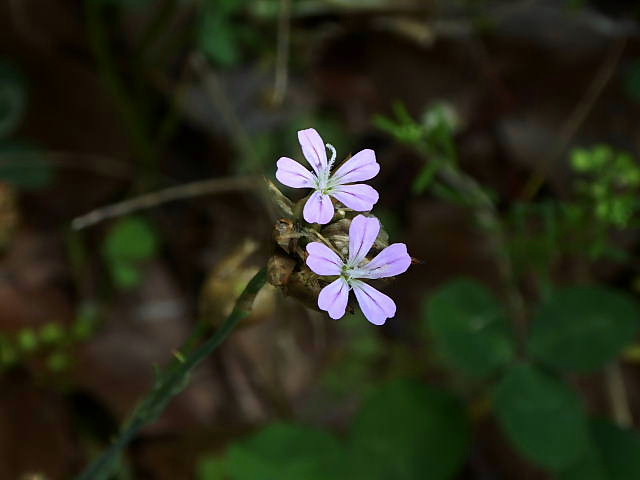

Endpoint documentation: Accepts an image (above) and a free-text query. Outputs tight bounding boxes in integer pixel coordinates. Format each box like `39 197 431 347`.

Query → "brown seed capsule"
273 218 302 255
281 268 324 312
266 252 296 287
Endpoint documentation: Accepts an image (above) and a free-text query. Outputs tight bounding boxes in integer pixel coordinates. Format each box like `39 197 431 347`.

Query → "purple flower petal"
303 191 335 224
348 214 380 264
306 242 344 275
358 243 411 279
276 157 315 188
318 277 350 319
351 280 396 325
332 149 380 184
298 128 327 176
332 184 379 212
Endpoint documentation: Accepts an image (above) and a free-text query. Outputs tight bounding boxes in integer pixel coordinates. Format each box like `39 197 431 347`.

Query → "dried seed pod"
273 218 303 255
319 218 350 257
267 252 296 287
268 211 397 313
281 268 324 312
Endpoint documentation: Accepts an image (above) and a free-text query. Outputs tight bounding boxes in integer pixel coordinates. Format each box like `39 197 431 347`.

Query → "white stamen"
326 143 337 169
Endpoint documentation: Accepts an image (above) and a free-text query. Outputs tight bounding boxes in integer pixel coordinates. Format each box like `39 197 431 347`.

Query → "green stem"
75 267 268 480
86 0 158 190
135 0 180 60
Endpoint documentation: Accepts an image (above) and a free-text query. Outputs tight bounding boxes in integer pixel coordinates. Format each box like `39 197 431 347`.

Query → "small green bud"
421 102 459 134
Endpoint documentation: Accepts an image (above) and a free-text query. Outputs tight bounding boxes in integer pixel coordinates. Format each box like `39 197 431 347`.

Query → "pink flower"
305 215 411 325
276 128 380 224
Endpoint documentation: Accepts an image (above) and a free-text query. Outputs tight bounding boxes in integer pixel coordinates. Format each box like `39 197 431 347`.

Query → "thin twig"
606 362 634 427
0 151 134 180
520 38 627 200
71 176 260 230
272 0 292 106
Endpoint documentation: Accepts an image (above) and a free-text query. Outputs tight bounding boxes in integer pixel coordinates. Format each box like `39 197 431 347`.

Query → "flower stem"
75 268 268 480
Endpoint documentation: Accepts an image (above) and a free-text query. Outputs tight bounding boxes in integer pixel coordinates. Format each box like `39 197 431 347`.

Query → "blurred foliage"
347 380 469 480
424 278 515 379
0 61 53 190
199 424 344 480
102 216 159 289
529 286 640 372
0 61 27 139
198 0 259 68
494 364 591 470
2 1 640 477
0 142 52 190
376 102 460 197
559 419 640 480
0 303 100 372
200 379 470 480
571 145 640 228
376 103 640 479
503 144 640 267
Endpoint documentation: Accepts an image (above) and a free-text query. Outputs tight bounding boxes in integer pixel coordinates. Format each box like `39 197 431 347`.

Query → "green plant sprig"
76 267 267 480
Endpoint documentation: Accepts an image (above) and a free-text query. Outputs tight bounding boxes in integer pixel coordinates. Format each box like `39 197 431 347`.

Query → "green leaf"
494 364 591 470
529 286 640 372
0 61 27 139
111 261 142 289
198 0 251 68
591 420 640 479
103 217 158 289
0 141 53 189
202 423 345 480
412 158 442 194
198 457 227 480
559 420 640 480
424 279 515 378
558 454 608 480
348 379 470 480
104 217 158 262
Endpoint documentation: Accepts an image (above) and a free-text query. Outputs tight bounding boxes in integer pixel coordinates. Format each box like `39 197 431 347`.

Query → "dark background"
1 1 640 479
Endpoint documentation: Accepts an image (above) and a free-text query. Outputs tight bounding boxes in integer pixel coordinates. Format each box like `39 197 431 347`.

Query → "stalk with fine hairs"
76 268 267 480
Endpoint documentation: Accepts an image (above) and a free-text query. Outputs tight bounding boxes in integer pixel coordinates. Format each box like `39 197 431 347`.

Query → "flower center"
314 143 338 194
341 261 368 284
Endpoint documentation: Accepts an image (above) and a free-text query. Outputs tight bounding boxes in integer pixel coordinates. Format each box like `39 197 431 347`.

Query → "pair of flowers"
276 128 412 325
